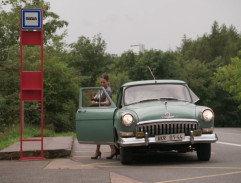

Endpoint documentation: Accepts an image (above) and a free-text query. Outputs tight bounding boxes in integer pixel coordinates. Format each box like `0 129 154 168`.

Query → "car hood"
123 101 196 122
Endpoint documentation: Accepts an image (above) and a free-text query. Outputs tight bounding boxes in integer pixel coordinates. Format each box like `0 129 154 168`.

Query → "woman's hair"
101 74 109 81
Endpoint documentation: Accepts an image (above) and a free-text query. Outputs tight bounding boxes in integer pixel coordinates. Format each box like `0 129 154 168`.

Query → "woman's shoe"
106 152 118 159
91 152 101 159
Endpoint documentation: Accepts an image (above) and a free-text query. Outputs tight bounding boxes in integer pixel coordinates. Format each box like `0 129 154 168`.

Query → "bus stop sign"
21 9 42 29
20 8 44 160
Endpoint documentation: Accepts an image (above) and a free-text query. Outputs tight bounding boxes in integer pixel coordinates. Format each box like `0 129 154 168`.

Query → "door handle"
78 109 86 113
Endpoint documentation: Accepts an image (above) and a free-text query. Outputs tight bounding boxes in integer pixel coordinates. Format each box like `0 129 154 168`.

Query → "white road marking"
110 172 144 183
216 132 241 135
155 171 241 183
217 141 241 147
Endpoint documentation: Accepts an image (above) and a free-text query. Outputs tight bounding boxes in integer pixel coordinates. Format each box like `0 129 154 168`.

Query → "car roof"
122 80 187 87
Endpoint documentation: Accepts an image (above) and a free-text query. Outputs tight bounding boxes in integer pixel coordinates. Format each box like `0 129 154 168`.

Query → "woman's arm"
88 90 98 99
91 97 110 106
101 97 110 106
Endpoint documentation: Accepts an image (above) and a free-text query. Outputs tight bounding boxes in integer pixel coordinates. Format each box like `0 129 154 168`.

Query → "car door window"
82 89 110 107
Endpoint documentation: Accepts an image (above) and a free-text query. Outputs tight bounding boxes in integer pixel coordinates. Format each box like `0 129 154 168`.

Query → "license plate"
155 133 185 142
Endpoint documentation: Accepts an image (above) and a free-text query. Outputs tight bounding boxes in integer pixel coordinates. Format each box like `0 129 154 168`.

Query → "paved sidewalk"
0 136 73 160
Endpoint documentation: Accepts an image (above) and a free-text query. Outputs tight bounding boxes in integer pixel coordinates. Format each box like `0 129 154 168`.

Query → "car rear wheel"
196 143 211 161
120 147 132 164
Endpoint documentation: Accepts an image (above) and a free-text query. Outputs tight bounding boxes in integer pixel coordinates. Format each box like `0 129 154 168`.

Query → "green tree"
108 73 131 102
0 0 68 61
177 59 214 104
43 56 80 132
118 50 178 81
0 45 20 128
114 51 136 74
178 21 241 65
0 0 75 132
177 22 241 127
215 56 241 109
69 34 108 86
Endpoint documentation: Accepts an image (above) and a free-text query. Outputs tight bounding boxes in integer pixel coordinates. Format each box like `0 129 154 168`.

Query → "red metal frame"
20 8 44 160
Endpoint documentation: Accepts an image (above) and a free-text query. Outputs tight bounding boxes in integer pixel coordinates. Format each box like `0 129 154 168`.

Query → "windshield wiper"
128 99 159 105
159 97 188 102
139 99 159 103
127 97 188 106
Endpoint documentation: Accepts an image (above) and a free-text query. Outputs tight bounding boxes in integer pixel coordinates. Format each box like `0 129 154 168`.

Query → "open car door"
76 87 116 144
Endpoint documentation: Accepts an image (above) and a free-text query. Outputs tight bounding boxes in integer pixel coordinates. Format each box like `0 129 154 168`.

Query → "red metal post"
20 16 23 159
40 10 44 158
20 8 44 160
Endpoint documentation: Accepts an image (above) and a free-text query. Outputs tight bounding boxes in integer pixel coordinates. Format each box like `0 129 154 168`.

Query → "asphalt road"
0 128 241 183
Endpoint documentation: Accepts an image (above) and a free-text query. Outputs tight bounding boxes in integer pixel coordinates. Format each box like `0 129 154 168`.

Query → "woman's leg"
91 144 101 159
106 145 118 159
109 145 116 155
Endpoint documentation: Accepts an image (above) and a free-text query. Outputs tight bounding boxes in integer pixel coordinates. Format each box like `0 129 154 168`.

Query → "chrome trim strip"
119 133 218 147
145 132 149 146
136 119 199 136
190 131 194 144
137 118 198 125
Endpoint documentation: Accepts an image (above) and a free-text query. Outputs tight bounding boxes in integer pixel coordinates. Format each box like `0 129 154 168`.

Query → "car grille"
136 119 199 136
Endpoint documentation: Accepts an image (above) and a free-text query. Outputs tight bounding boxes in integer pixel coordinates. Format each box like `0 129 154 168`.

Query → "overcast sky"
49 0 241 55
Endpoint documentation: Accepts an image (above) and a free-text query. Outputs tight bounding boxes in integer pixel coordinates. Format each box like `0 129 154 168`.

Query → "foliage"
215 56 241 109
179 21 241 65
0 0 68 61
43 55 80 132
0 0 75 133
177 22 241 126
117 50 178 81
177 59 215 104
0 45 20 129
0 124 75 150
107 73 131 103
69 34 108 87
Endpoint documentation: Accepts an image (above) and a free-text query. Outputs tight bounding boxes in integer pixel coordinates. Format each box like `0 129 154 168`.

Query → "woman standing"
89 74 118 159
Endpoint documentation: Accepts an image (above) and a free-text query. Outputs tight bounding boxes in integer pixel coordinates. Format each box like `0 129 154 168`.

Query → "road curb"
0 136 74 160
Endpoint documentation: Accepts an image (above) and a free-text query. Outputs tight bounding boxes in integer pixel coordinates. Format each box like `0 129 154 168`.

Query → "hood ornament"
162 112 174 119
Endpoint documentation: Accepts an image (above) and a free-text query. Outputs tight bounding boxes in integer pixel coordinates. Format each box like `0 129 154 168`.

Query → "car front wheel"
196 143 211 161
120 147 132 164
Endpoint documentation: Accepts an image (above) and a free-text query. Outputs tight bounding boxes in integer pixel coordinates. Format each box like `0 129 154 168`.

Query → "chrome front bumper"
119 133 218 147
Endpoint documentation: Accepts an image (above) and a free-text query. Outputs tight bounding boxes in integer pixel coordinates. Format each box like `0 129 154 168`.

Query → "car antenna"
148 66 157 83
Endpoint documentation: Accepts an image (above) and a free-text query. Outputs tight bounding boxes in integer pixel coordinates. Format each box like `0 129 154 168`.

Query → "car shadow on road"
128 151 205 166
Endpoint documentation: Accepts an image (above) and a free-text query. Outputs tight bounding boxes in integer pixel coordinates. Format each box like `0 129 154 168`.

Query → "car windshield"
124 84 193 105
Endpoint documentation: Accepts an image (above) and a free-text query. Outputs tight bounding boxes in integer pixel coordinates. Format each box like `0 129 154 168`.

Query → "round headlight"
202 109 214 121
122 113 134 126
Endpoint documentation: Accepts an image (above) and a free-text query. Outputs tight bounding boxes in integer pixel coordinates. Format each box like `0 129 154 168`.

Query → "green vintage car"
76 80 218 164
